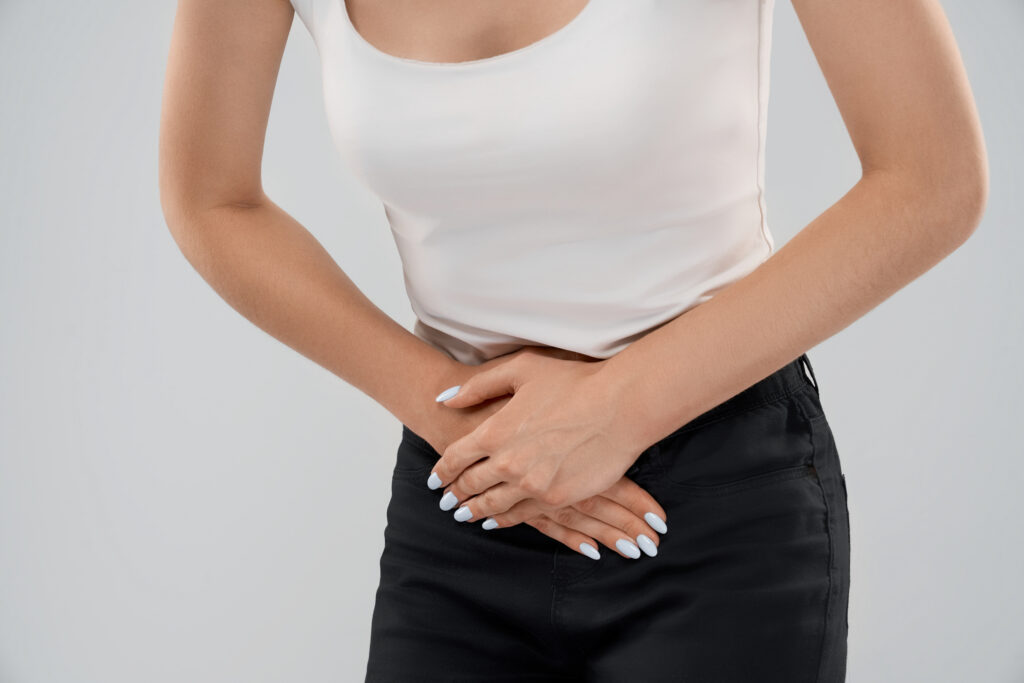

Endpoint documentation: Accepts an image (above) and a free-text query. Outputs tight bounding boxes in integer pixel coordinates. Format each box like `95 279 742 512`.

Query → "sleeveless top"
288 0 777 365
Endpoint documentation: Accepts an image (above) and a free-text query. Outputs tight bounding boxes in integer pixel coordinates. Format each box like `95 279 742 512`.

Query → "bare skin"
158 0 666 561
342 0 592 64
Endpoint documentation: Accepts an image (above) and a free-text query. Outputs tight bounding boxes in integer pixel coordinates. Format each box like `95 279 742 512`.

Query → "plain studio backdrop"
1 1 1021 681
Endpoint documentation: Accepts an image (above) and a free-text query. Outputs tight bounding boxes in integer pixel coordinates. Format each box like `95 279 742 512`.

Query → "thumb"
435 363 520 408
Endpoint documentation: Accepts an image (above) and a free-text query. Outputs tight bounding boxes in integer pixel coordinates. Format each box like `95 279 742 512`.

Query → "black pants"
366 353 850 682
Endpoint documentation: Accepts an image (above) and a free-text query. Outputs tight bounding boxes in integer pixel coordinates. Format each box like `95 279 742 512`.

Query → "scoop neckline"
337 0 599 70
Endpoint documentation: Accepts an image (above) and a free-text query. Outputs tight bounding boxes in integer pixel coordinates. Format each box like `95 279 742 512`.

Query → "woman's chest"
312 0 766 212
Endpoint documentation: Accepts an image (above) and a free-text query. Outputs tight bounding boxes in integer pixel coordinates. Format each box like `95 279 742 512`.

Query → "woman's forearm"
598 169 986 451
164 196 461 436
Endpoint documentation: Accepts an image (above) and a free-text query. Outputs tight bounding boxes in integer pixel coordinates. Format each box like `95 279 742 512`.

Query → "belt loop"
799 353 819 395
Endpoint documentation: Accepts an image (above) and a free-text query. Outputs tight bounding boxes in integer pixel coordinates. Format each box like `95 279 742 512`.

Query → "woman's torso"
289 0 778 365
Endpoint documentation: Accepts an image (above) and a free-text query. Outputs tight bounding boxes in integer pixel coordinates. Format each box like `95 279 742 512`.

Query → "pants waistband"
659 353 819 441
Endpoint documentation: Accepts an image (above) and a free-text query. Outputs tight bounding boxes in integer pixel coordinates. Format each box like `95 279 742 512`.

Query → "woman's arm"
600 0 989 449
158 0 460 436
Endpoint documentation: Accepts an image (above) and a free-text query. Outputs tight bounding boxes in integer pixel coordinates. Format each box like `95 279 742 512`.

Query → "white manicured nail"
439 491 459 511
616 538 641 559
435 385 461 402
426 471 442 490
453 505 472 522
481 518 499 530
579 542 601 560
644 512 667 534
636 534 658 557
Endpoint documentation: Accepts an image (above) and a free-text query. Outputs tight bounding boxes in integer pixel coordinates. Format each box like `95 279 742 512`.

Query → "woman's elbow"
868 144 990 250
934 159 989 249
954 155 989 241
929 132 991 243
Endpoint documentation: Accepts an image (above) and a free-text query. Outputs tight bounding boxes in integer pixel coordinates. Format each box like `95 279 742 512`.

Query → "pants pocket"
651 388 818 495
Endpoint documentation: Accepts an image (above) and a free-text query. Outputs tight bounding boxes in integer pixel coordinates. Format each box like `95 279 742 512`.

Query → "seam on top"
755 0 774 260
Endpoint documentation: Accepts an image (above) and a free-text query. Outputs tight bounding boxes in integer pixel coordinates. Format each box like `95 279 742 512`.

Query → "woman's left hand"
429 348 644 525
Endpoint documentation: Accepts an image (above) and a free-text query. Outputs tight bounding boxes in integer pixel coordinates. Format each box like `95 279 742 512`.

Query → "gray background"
1 1 1021 681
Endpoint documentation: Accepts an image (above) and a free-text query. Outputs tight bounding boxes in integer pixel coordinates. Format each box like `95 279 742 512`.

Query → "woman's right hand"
417 348 668 560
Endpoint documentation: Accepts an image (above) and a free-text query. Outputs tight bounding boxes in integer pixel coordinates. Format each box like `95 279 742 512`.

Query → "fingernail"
453 505 473 522
481 518 499 530
644 511 667 534
615 538 641 559
636 534 658 557
579 542 601 560
426 471 443 490
435 385 461 402
439 491 459 511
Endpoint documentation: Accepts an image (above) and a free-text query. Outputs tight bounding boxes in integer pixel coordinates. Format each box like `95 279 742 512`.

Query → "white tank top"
288 0 777 365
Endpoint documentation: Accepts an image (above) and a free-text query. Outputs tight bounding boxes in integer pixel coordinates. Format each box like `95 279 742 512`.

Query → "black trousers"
366 353 850 682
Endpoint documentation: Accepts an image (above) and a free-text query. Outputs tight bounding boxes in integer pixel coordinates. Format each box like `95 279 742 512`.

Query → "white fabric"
289 0 777 365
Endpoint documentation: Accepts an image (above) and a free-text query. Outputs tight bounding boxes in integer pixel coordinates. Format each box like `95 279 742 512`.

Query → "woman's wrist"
593 353 701 457
400 357 470 448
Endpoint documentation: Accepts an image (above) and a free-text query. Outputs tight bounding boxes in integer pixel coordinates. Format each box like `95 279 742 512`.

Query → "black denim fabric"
366 353 850 682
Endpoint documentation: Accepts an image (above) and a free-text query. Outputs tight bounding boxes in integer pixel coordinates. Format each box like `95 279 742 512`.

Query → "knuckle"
437 452 458 480
541 487 568 508
528 516 551 533
473 423 498 451
511 351 533 366
458 469 478 494
518 473 545 497
492 457 516 479
620 490 654 519
510 352 537 376
575 496 599 515
625 519 648 539
633 492 658 515
469 493 487 515
440 440 459 459
553 507 576 526
616 484 643 508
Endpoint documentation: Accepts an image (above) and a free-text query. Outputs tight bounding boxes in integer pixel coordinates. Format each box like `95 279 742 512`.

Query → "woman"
158 0 987 680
